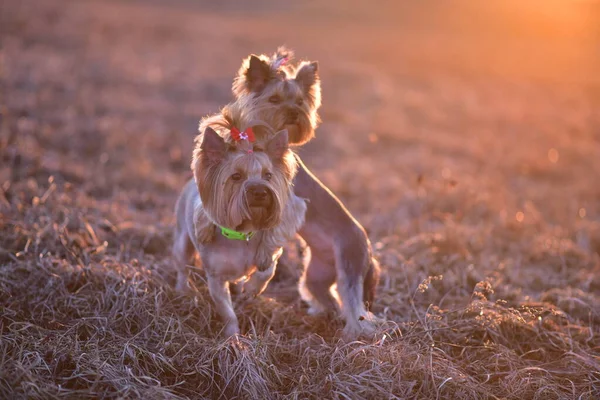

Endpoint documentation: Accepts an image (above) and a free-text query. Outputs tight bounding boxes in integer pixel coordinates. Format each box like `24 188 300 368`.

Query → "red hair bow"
231 127 255 143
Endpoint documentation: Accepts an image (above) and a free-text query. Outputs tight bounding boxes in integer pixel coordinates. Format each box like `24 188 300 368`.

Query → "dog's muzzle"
285 108 299 124
246 184 274 208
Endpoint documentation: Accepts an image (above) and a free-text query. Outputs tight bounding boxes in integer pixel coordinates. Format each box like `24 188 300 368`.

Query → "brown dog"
232 47 320 146
201 48 381 338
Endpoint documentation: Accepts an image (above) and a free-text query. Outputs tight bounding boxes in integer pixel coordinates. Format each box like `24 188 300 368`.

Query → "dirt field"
1 0 599 398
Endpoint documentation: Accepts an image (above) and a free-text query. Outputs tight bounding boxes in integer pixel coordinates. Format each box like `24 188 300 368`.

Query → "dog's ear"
232 55 271 97
266 129 289 160
295 61 319 98
200 127 226 165
246 56 271 92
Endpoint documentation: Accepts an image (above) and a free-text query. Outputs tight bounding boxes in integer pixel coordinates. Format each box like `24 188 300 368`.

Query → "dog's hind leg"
172 229 196 293
334 234 378 339
298 249 338 315
336 272 376 339
206 274 240 337
363 257 381 311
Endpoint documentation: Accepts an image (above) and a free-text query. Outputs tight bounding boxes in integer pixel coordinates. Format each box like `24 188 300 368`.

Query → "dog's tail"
363 256 380 311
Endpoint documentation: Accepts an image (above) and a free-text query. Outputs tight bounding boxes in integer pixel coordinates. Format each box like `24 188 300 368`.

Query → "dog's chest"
203 234 262 281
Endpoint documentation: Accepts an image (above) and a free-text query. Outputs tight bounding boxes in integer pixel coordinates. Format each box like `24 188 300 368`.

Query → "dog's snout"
286 108 299 123
248 185 268 200
246 184 273 207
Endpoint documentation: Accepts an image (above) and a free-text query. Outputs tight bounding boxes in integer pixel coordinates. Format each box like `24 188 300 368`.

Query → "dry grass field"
1 0 599 398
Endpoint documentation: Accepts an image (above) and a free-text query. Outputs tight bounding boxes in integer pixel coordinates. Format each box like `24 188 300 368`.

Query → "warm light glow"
516 212 525 222
579 208 586 218
548 148 559 163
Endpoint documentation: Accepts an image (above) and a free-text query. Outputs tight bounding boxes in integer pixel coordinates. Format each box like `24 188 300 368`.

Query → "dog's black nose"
246 184 272 206
249 186 268 200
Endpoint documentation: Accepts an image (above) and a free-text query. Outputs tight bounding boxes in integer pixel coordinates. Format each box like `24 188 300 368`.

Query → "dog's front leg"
254 245 283 272
244 246 282 297
242 262 276 298
206 274 239 337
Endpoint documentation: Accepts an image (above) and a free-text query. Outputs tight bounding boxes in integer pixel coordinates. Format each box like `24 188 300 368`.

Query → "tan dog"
232 47 320 146
201 48 381 339
173 124 306 337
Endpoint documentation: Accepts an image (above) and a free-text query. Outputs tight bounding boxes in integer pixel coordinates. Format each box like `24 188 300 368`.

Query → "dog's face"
193 127 295 232
232 48 321 146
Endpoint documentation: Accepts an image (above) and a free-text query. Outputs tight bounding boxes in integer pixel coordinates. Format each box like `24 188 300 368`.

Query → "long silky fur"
228 47 321 146
192 106 304 250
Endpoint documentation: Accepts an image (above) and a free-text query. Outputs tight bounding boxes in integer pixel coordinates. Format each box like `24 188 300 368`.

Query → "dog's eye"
296 98 304 106
264 172 273 181
269 95 282 104
231 173 242 181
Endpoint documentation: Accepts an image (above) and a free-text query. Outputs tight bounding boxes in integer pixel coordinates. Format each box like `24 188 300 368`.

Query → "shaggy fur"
173 126 306 337
201 48 382 339
232 47 321 146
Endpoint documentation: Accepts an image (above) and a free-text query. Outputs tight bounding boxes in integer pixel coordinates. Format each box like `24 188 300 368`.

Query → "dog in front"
173 125 306 337
201 48 381 339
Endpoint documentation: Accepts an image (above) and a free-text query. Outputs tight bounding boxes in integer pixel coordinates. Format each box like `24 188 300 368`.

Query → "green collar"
219 226 254 241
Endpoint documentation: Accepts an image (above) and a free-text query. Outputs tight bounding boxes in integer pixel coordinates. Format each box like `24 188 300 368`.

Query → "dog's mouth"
243 187 278 229
284 108 300 125
248 200 274 223
248 192 273 208
241 205 278 231
245 184 274 208
285 116 299 125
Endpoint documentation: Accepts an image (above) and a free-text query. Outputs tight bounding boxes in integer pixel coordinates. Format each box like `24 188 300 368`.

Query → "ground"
1 0 599 398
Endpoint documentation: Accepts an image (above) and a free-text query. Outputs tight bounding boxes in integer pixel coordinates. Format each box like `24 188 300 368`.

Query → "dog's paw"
342 314 382 341
176 283 196 295
240 279 267 298
342 324 376 341
223 323 241 338
307 305 328 316
176 273 196 295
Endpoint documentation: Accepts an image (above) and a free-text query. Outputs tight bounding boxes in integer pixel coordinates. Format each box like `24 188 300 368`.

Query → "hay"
2 0 599 398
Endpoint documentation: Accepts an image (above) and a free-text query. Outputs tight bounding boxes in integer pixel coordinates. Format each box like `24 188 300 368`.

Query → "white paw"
223 323 240 338
307 305 327 316
342 315 380 340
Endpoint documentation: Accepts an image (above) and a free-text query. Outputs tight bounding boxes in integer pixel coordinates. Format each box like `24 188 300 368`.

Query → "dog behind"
232 47 321 146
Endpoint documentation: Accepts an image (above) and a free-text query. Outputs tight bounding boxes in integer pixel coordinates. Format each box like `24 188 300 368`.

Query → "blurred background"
2 0 599 279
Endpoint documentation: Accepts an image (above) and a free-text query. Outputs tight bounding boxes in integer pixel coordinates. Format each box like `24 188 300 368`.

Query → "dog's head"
192 126 296 232
232 47 321 146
